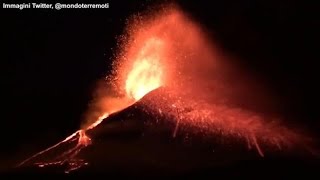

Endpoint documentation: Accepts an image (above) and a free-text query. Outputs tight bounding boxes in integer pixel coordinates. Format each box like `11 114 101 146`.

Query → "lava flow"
16 7 167 172
17 4 314 173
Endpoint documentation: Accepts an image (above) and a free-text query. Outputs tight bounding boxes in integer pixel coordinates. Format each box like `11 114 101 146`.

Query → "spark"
252 135 264 157
173 118 181 138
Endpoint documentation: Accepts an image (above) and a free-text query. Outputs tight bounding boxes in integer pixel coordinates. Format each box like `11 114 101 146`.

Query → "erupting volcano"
17 5 314 174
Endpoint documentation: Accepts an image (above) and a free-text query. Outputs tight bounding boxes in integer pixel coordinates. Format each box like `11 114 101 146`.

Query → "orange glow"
78 130 91 146
17 4 314 174
125 38 164 100
86 113 109 130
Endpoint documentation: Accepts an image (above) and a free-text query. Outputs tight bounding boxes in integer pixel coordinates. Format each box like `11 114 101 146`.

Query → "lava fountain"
17 4 314 173
16 7 168 173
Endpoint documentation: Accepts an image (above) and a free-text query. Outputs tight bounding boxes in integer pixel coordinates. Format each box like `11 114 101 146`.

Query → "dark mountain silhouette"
9 87 319 177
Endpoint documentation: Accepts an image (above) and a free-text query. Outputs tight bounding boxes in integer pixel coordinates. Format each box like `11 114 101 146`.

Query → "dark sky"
1 0 319 168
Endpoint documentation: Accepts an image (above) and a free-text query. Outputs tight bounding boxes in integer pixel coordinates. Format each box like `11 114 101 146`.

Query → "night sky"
1 0 319 174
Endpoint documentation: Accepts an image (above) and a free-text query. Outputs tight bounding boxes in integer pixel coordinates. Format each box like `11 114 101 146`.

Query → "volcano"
10 87 319 177
6 4 319 178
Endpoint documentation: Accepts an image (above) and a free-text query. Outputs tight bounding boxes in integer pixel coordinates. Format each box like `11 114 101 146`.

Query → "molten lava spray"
18 4 313 173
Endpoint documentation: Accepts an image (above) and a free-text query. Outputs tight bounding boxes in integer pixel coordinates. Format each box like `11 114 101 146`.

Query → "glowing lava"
125 38 164 100
17 9 167 173
86 113 109 131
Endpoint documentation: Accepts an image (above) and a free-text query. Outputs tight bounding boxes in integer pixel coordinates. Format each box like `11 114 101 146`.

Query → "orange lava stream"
17 130 80 167
17 12 165 172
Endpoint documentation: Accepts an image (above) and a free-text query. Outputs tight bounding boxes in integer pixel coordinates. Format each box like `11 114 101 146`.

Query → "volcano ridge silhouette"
10 87 319 177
